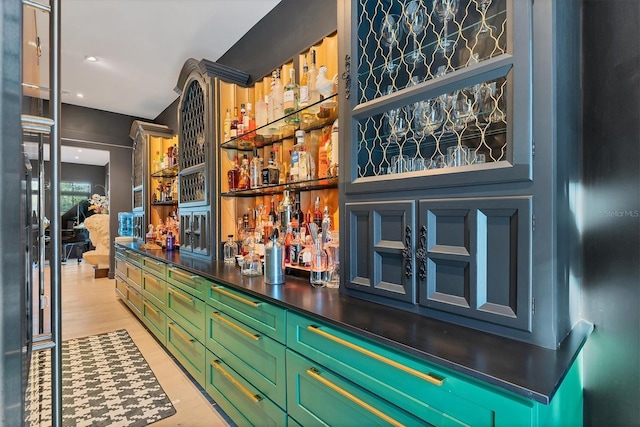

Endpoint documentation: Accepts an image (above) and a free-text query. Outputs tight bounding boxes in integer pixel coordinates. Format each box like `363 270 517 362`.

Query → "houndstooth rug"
25 329 176 426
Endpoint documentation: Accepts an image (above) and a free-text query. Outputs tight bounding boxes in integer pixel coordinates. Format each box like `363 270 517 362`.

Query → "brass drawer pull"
306 367 404 427
307 325 444 386
168 287 193 303
212 312 260 341
168 267 198 281
211 286 261 307
148 260 164 266
145 276 161 289
212 360 262 403
143 301 158 315
168 322 195 343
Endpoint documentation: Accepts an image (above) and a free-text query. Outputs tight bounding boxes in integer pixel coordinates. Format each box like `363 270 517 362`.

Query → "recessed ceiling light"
77 149 83 152
84 55 99 62
75 156 80 159
77 93 84 98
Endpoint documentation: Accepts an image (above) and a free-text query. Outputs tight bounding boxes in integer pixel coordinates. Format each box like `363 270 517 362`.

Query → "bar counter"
116 242 592 405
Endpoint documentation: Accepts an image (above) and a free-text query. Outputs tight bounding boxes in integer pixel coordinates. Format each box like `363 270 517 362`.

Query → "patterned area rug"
25 329 176 426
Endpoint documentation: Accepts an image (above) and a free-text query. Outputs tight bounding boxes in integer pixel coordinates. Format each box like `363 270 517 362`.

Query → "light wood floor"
36 261 229 427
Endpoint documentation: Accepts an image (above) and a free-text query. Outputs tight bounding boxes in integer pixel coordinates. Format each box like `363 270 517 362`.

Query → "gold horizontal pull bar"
149 260 164 265
146 277 162 289
307 325 444 386
211 285 261 307
168 287 193 303
168 267 199 281
212 360 262 403
306 368 405 427
143 301 158 315
212 312 260 341
168 322 195 343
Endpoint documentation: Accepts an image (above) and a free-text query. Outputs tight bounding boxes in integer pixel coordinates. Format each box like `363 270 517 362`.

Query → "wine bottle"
283 68 300 123
299 54 310 107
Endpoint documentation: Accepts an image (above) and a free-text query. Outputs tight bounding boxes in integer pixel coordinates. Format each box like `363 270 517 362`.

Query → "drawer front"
167 266 206 300
142 298 166 346
166 284 206 343
206 308 286 409
126 284 142 318
286 349 427 427
205 350 286 427
207 283 286 344
143 271 166 309
115 277 127 300
126 262 142 290
287 312 526 426
115 256 127 278
142 257 167 280
125 249 142 266
166 320 205 386
115 245 126 259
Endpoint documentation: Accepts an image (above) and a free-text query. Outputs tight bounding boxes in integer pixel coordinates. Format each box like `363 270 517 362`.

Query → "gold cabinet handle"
145 276 162 290
168 287 193 303
149 260 164 266
306 367 404 427
210 285 261 307
212 360 262 403
212 312 260 341
143 301 158 315
307 325 444 386
168 322 194 343
168 267 198 281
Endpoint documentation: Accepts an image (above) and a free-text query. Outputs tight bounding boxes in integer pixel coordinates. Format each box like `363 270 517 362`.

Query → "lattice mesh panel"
180 80 206 169
356 0 509 178
357 73 507 177
133 189 143 210
133 133 144 188
357 0 507 103
180 170 206 204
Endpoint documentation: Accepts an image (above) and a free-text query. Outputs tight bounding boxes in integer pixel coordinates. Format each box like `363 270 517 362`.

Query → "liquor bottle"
230 106 239 138
261 154 271 186
329 118 339 176
223 108 232 140
273 146 286 184
227 155 240 191
223 234 238 264
264 152 279 185
271 68 284 120
281 190 293 229
283 68 299 123
318 125 330 178
238 103 246 136
289 231 301 266
314 196 322 227
268 196 278 225
304 209 312 236
250 149 261 189
255 91 268 129
284 224 293 264
307 49 321 112
299 54 310 107
238 154 250 190
290 130 305 182
292 191 303 233
245 102 256 137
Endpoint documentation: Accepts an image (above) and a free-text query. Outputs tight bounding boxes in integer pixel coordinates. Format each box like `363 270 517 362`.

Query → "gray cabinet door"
417 196 532 332
345 200 416 303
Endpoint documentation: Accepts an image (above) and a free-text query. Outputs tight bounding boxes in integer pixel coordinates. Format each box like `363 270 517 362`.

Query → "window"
60 181 91 214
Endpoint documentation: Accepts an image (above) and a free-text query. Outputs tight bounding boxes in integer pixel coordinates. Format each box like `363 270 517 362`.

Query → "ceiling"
22 0 281 165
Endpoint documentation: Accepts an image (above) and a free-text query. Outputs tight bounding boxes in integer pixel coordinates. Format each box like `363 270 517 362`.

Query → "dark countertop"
117 242 593 405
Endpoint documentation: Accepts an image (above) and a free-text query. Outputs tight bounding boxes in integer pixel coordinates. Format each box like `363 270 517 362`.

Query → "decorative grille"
355 0 508 178
133 133 144 188
180 170 206 204
180 79 207 170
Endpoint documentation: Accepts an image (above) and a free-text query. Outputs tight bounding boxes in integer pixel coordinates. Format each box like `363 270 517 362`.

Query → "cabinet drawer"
115 277 127 300
206 308 286 409
126 262 142 290
126 284 142 318
143 271 166 309
207 283 286 344
115 256 127 278
142 298 166 346
286 349 427 427
166 320 205 386
205 350 286 427
167 266 206 300
166 284 205 343
142 257 167 280
125 249 142 266
115 245 126 259
287 312 529 426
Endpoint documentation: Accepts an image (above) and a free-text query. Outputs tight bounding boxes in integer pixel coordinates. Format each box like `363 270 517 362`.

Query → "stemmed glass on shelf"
380 14 403 75
433 0 459 55
403 1 427 64
474 0 496 44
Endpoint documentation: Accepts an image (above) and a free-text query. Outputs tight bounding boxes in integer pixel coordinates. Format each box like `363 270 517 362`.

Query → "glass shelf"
150 165 178 178
221 94 338 151
222 176 338 198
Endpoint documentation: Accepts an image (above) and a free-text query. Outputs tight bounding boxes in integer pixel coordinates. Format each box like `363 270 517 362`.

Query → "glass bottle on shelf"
273 146 286 184
255 91 268 129
223 234 238 264
271 68 284 120
307 49 320 113
227 155 240 191
250 149 262 189
238 103 246 136
238 154 250 190
292 191 303 233
281 190 293 229
284 223 293 264
241 237 262 276
230 106 239 139
245 103 255 138
283 68 300 123
290 230 302 266
298 233 313 268
310 237 328 287
313 196 322 227
223 108 232 141
300 54 310 107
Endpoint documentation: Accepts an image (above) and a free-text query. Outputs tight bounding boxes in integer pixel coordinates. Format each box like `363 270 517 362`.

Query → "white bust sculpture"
82 214 110 268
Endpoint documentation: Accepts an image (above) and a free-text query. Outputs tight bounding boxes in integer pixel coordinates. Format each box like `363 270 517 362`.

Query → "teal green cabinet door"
166 320 205 386
166 284 206 343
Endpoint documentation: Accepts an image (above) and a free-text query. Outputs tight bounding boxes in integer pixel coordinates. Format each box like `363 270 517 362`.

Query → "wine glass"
433 0 459 55
415 98 444 136
380 14 403 75
403 1 426 64
474 0 496 43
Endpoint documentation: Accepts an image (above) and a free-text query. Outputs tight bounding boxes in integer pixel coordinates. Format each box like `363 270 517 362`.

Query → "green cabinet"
142 271 166 310
166 319 206 386
166 283 206 343
142 297 167 345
